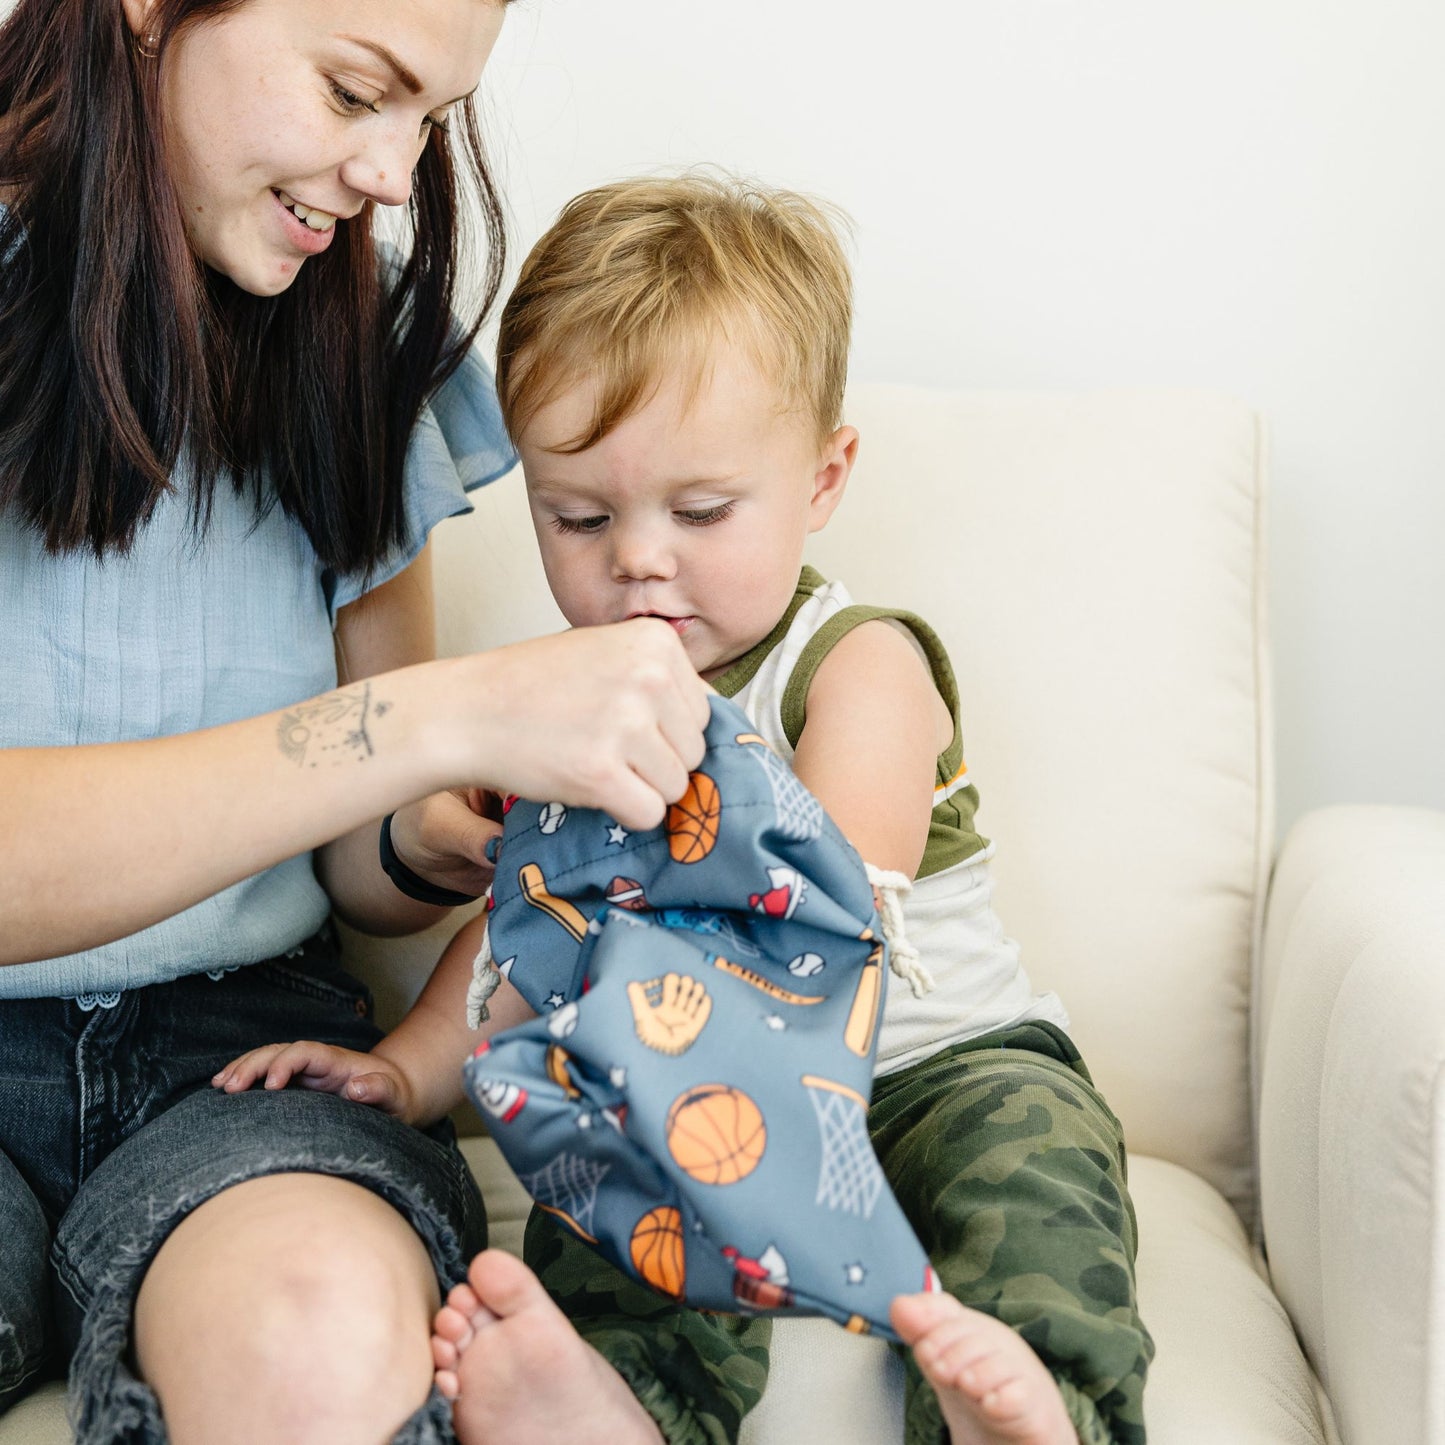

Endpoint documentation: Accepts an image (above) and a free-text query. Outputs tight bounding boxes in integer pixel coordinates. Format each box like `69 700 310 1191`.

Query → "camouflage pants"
526 1021 1152 1445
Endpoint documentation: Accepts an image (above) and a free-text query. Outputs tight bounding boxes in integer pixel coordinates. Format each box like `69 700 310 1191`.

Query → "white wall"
480 0 1445 836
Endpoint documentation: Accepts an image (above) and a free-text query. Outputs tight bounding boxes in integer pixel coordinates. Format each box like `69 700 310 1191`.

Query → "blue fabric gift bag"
463 695 937 1339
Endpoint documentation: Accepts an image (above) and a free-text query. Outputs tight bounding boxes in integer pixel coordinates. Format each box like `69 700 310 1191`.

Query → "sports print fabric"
463 695 936 1340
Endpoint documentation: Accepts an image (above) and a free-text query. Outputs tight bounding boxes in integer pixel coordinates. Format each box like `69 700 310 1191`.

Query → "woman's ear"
807 425 859 534
119 0 159 44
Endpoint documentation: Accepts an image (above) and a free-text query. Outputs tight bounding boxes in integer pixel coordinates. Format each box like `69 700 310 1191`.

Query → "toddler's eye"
550 514 608 535
676 503 734 527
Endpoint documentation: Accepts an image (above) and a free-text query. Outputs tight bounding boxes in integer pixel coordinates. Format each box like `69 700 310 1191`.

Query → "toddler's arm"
212 913 536 1128
789 619 954 875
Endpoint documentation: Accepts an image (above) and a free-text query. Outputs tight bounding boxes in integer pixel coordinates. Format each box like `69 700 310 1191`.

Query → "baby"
216 174 1150 1445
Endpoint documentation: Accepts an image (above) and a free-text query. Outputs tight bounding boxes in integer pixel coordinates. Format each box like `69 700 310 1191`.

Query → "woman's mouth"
271 190 338 254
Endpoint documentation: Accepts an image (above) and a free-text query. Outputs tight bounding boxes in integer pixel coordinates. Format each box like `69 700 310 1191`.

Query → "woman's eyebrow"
337 36 424 94
335 35 480 108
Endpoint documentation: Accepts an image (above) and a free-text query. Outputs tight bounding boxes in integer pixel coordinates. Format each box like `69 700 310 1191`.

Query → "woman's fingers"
446 618 712 828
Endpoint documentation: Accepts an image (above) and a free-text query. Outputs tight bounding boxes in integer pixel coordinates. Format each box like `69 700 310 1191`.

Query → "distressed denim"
0 928 485 1442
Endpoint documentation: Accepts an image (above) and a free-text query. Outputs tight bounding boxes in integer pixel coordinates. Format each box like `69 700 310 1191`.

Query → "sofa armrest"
1257 805 1445 1445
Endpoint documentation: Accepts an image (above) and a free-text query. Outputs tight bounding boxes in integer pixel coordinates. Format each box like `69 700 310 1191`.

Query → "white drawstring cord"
466 893 499 1029
865 863 934 998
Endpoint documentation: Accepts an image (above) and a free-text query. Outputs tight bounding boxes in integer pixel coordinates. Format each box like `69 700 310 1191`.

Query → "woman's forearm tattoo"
277 683 392 768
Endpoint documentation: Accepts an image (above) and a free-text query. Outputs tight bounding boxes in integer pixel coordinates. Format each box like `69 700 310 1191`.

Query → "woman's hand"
212 1041 419 1124
441 618 711 831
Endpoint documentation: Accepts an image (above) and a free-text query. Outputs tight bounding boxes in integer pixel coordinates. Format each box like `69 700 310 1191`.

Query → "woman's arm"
313 546 493 936
1 595 708 967
788 620 955 876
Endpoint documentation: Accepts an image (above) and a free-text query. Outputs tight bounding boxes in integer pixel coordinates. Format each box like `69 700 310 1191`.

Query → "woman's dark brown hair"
0 0 506 572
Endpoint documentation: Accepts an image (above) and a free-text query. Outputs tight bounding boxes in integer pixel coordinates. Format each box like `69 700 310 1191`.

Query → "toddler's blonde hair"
497 171 853 453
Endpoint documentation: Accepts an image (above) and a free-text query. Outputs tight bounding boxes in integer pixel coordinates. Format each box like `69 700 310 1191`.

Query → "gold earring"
135 31 160 60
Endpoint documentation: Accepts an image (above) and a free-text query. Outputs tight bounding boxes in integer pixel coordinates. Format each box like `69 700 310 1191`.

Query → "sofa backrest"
351 383 1271 1224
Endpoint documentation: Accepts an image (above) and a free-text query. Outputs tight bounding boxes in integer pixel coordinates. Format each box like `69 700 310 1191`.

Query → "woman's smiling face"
126 0 505 296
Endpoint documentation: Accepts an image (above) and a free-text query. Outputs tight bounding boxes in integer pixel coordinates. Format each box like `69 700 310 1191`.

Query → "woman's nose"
338 123 424 209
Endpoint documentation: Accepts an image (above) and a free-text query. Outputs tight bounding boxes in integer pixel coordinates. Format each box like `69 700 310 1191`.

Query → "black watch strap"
378 813 481 907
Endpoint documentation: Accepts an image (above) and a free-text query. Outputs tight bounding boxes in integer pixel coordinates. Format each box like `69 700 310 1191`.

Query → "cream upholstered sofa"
9 385 1444 1444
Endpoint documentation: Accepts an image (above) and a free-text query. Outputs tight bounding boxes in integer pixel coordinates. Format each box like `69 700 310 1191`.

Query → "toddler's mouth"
627 611 694 635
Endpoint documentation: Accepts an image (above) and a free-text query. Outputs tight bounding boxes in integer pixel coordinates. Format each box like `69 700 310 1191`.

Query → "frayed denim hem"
62 1148 474 1445
393 1384 457 1443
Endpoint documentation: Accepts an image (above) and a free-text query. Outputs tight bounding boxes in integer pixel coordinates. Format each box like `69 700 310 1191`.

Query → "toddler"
217 174 1151 1445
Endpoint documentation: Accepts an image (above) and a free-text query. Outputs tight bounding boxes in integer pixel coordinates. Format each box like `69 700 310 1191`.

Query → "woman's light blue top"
0 342 516 999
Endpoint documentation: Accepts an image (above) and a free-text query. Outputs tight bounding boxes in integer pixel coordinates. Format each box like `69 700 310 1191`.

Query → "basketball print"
666 772 721 864
629 1206 686 1300
666 1082 767 1185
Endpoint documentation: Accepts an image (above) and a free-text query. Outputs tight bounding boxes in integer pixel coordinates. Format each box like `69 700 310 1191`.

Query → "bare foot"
430 1249 664 1445
891 1293 1077 1445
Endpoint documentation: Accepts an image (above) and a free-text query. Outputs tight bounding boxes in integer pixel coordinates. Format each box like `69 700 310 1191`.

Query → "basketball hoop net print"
802 1075 886 1220
522 1152 610 1243
736 733 824 843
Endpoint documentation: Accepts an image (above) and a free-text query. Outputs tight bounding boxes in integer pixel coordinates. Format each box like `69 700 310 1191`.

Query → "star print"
606 823 630 846
843 1262 867 1286
545 992 566 1010
497 957 516 980
609 1066 628 1089
763 1014 787 1031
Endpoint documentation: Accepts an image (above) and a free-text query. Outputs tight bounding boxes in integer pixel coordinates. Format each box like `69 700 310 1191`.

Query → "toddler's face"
518 343 853 681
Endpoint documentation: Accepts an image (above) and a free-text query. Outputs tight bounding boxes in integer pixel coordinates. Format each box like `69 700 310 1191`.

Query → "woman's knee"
134 1173 441 1441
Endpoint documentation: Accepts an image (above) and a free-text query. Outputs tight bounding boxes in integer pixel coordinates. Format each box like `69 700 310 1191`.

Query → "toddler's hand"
212 1041 416 1123
388 787 503 902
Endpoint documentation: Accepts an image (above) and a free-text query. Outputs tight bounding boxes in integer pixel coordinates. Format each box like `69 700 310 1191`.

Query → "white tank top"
717 568 1070 1077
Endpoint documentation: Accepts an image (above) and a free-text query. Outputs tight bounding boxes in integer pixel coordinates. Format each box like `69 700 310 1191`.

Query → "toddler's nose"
611 522 676 583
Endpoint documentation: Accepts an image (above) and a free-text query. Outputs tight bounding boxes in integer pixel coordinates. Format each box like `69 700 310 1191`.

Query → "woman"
0 0 709 1439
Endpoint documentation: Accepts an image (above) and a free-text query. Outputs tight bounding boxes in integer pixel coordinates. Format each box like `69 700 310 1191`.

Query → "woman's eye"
677 503 734 527
551 515 608 535
329 82 379 116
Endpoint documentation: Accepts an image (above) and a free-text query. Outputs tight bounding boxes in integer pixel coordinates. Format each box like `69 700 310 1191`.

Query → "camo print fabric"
463 695 937 1340
524 1020 1151 1445
870 1022 1152 1445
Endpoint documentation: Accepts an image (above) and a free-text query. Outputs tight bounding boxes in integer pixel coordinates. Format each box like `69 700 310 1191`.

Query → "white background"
8 0 1440 836
479 0 1445 838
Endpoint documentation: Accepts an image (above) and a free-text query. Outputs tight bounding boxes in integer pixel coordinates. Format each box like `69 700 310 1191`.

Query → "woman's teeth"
276 190 336 232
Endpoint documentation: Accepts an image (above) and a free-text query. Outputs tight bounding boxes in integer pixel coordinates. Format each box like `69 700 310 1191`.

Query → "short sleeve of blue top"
0 329 516 999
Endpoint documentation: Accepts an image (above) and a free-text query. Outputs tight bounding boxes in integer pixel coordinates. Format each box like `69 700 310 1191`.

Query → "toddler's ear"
807 425 859 533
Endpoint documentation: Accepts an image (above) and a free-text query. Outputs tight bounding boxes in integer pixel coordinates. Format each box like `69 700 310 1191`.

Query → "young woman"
0 1 709 1440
